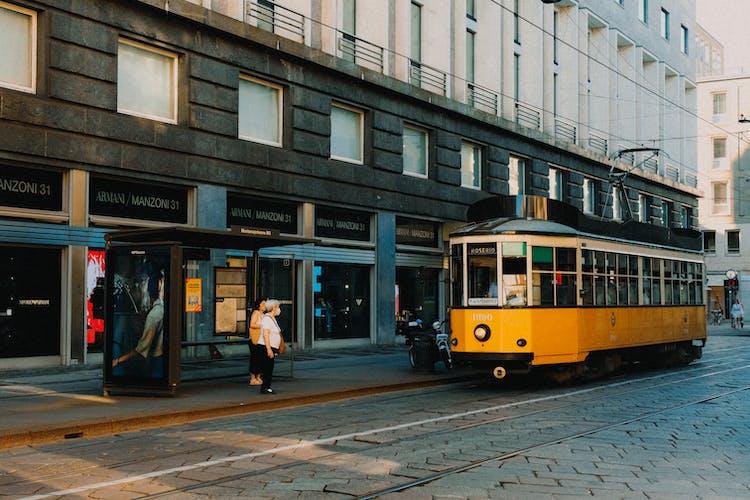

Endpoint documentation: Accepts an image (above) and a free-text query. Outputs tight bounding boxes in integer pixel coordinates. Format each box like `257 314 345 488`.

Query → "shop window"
239 76 282 146
313 263 370 340
461 141 482 189
330 103 363 163
0 246 61 358
396 267 439 324
727 230 740 254
86 250 106 353
117 39 178 123
0 1 36 93
403 125 428 177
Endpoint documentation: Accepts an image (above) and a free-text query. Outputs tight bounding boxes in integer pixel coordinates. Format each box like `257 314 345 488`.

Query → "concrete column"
375 211 396 345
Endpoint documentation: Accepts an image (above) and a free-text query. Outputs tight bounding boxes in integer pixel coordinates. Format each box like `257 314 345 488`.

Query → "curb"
0 374 478 450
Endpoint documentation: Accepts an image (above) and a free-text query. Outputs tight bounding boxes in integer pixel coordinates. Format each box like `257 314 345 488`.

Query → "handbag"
270 315 287 355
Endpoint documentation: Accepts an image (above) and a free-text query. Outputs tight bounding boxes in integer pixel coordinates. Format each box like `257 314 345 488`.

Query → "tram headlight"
474 324 491 342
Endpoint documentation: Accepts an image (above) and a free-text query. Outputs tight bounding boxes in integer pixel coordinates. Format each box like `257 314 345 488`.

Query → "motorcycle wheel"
440 348 453 370
408 345 416 368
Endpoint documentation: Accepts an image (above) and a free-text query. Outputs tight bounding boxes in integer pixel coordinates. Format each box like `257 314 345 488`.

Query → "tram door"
254 257 296 344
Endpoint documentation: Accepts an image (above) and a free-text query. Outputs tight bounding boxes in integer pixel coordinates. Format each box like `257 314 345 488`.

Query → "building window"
712 93 727 122
680 25 689 54
712 181 729 215
549 167 563 201
583 178 596 215
403 125 428 178
713 137 727 168
330 103 363 163
639 194 649 223
660 8 670 40
703 231 716 253
680 206 691 228
238 76 282 146
513 0 520 43
256 0 275 32
466 29 475 84
661 200 672 227
117 39 178 123
727 230 740 254
509 156 526 195
466 0 475 19
0 2 36 93
461 141 482 189
638 0 648 23
411 1 421 62
342 0 356 62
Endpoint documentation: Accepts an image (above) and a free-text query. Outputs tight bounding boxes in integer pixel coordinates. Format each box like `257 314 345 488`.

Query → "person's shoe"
260 388 274 394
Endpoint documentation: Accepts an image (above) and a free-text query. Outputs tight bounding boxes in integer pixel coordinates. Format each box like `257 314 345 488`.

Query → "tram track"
14 354 750 500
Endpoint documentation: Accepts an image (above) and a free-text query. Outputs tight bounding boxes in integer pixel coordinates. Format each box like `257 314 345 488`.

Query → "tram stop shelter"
102 226 316 396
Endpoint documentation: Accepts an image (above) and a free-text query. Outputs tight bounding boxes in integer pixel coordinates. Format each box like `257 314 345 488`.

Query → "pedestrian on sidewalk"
258 299 283 394
730 299 744 329
248 298 266 385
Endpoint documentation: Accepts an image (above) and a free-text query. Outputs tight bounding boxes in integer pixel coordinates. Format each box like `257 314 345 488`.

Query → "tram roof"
451 217 579 237
457 195 703 253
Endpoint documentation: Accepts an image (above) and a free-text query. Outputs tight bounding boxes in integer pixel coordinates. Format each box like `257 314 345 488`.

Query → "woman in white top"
258 299 283 394
730 299 744 329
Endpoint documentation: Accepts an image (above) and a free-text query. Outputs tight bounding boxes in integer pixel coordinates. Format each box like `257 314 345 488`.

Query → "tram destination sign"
89 176 188 224
0 165 63 211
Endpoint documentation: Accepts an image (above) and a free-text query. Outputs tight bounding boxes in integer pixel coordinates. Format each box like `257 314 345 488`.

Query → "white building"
696 56 750 313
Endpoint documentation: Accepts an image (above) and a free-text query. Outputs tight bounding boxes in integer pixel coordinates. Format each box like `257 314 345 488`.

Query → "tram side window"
663 259 673 304
679 261 689 304
467 243 498 306
531 246 577 306
556 248 577 305
628 255 639 305
651 258 662 305
532 246 554 306
692 263 704 304
581 250 594 306
502 242 527 306
450 244 464 307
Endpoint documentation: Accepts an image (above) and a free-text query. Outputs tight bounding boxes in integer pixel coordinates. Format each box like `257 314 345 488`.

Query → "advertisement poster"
185 278 202 312
108 247 170 383
86 250 106 350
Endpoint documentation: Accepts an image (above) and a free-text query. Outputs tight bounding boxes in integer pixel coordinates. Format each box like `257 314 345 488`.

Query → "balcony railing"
410 60 447 96
587 132 608 156
244 0 305 43
642 156 658 173
684 173 697 187
554 118 577 144
515 102 541 130
665 165 680 182
338 33 384 72
468 83 498 114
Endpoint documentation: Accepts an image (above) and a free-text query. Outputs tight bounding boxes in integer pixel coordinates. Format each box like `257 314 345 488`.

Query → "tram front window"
467 243 498 306
502 242 527 307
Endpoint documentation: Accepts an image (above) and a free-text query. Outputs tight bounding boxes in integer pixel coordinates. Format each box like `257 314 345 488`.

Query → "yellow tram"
448 195 706 381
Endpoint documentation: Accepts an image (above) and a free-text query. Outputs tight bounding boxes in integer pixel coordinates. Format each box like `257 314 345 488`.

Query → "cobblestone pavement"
0 329 748 499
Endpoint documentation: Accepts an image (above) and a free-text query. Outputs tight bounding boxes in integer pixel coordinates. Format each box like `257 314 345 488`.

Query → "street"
1 331 749 499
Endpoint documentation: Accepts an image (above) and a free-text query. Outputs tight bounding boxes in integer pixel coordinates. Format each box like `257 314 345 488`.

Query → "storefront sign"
315 206 371 241
0 165 63 211
185 278 202 312
227 194 298 234
89 176 188 224
396 217 440 247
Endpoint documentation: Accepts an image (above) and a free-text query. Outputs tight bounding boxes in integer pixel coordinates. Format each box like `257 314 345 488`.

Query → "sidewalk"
0 345 472 450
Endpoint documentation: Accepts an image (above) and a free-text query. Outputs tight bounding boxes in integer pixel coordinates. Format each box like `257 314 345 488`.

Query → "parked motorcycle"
397 318 452 371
